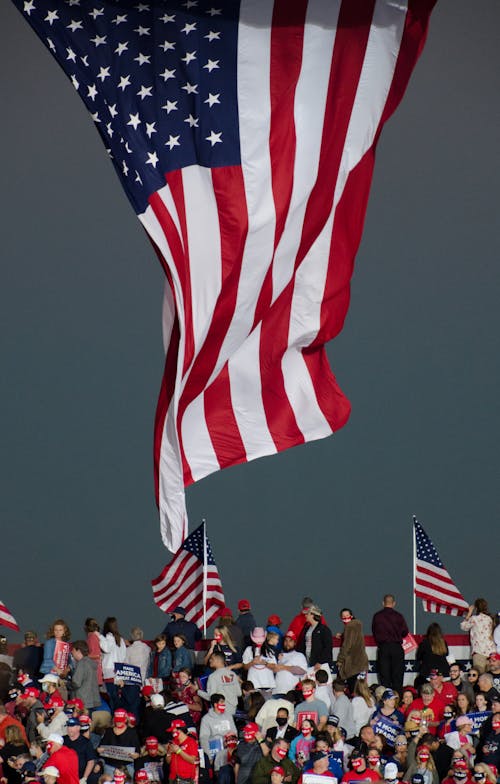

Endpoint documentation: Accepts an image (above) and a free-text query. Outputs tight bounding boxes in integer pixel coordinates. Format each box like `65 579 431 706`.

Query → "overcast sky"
1 1 498 644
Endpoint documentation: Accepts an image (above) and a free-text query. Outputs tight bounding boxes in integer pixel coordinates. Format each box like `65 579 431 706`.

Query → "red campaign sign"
402 634 418 655
53 640 71 670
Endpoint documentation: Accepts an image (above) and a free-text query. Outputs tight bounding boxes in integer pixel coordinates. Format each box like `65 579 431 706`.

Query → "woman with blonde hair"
351 677 376 735
405 742 439 784
203 625 241 669
472 763 496 784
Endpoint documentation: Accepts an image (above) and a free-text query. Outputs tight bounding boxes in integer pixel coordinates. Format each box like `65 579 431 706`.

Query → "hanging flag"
12 0 437 551
413 517 469 616
152 521 225 625
0 600 20 632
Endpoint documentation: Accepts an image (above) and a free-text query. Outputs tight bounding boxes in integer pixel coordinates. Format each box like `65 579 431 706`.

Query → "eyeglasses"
467 673 478 678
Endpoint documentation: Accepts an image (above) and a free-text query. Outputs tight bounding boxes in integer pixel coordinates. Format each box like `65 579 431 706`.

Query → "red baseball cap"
268 614 282 626
114 709 128 721
284 629 296 639
238 599 251 612
145 737 159 747
220 607 233 617
46 695 65 709
135 771 149 783
67 698 84 711
19 687 40 700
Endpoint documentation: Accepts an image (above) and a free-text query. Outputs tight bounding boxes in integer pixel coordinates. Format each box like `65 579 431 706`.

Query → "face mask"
47 708 55 718
418 754 430 763
301 727 312 736
368 758 380 766
342 617 352 624
302 690 314 699
276 748 287 760
244 733 257 742
42 684 51 693
276 717 288 727
214 633 223 642
172 731 180 740
473 776 485 782
454 773 467 780
492 721 500 730
46 742 54 753
215 703 225 714
352 759 364 770
444 713 453 720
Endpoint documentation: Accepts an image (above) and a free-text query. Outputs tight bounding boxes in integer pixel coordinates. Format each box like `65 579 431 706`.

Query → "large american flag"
0 600 20 632
151 520 225 624
414 517 469 616
13 0 437 551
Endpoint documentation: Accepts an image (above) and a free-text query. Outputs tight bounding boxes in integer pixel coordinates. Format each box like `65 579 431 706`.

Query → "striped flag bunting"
0 600 20 632
12 0 437 550
414 517 469 616
152 521 225 625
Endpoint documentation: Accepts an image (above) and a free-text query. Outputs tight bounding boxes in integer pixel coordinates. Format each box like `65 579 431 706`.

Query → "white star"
45 10 59 25
159 40 175 52
204 92 220 107
134 53 151 65
184 114 199 128
205 30 220 42
106 122 113 137
207 7 222 15
181 22 196 34
90 111 100 122
108 103 118 118
160 68 175 82
183 0 198 7
124 141 132 154
182 51 196 64
203 59 219 72
87 83 98 100
97 66 110 82
66 1 80 6
134 26 150 36
162 100 178 114
127 113 142 130
115 42 128 55
206 130 222 146
66 47 76 62
80 55 89 66
23 1 35 15
118 75 131 90
137 85 153 100
89 7 104 19
91 34 107 47
70 74 79 90
135 2 149 10
67 19 82 32
405 662 414 672
112 14 127 25
122 160 129 176
146 122 157 138
165 135 180 150
160 13 175 23
181 82 198 94
146 151 159 167
135 171 143 185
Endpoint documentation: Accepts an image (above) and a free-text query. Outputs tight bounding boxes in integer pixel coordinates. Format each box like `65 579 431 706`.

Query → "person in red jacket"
43 733 79 784
407 684 446 734
341 751 381 782
441 757 473 784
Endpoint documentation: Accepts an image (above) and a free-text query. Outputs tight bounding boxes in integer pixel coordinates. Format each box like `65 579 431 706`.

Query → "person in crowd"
351 677 376 736
83 620 103 689
17 687 44 744
314 670 334 714
252 739 300 784
288 718 317 768
460 600 495 674
97 708 140 776
139 693 171 743
246 691 266 723
454 716 476 766
303 735 344 779
441 757 473 784
370 688 404 728
415 625 450 687
336 610 369 694
331 680 355 740
218 608 244 653
242 629 278 694
454 693 474 716
298 607 333 670
267 616 284 652
294 679 329 731
40 621 72 678
407 684 445 734
428 670 458 705
42 733 79 784
265 707 300 746
437 705 456 739
171 635 192 673
12 632 43 680
37 692 67 741
126 629 151 685
272 631 307 697
203 627 241 671
366 748 383 778
477 673 497 703
288 598 317 646
63 716 97 784
392 734 408 777
371 595 409 695
476 712 500 769
198 651 242 715
405 742 439 784
134 736 164 781
341 750 379 782
401 688 418 717
471 763 496 784
465 669 480 695
233 721 268 784
199 694 237 759
161 607 201 652
0 724 29 784
448 664 475 703
486 651 500 692
99 618 127 713
474 693 489 712
70 641 100 713
299 749 338 783
164 719 198 784
147 635 172 682
235 600 257 649
172 668 202 726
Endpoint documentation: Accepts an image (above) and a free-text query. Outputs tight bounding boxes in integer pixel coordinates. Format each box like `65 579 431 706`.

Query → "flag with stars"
151 520 225 623
0 599 20 632
414 517 469 616
12 0 437 551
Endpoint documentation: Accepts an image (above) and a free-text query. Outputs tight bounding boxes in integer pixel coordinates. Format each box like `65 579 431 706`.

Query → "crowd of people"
0 594 498 784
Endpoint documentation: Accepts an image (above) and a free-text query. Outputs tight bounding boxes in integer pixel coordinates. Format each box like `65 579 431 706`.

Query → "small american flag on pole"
0 600 20 632
13 0 437 552
413 517 469 616
152 521 224 625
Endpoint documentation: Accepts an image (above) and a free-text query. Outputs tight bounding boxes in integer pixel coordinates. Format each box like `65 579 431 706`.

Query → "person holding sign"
165 719 198 784
41 621 72 678
97 708 140 777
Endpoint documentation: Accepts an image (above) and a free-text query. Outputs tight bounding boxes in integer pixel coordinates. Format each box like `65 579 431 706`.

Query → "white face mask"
42 683 51 693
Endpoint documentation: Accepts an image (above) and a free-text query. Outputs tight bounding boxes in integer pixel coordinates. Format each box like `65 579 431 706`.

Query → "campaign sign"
54 640 70 670
372 717 403 747
303 776 337 784
402 634 419 655
450 711 492 733
114 662 142 686
99 745 136 762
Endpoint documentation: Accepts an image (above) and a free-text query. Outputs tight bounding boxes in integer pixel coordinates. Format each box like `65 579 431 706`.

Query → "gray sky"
1 1 499 644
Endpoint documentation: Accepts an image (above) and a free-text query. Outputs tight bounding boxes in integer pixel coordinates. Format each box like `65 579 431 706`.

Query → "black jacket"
298 623 333 666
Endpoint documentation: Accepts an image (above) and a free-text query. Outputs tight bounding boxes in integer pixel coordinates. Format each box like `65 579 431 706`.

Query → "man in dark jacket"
161 607 201 650
371 595 409 694
298 607 333 669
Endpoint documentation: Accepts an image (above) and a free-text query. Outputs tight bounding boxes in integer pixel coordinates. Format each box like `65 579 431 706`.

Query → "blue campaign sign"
114 662 142 686
372 717 403 746
451 712 492 733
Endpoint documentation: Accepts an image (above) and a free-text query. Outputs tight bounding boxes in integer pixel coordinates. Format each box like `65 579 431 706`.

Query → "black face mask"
276 717 288 727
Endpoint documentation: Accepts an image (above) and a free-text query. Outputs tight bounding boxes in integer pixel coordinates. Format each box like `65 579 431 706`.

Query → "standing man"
165 719 198 784
372 595 409 694
298 607 333 671
161 607 201 651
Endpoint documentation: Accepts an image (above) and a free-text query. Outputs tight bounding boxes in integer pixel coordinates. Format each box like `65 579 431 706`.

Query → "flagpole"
202 519 207 638
412 515 417 635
